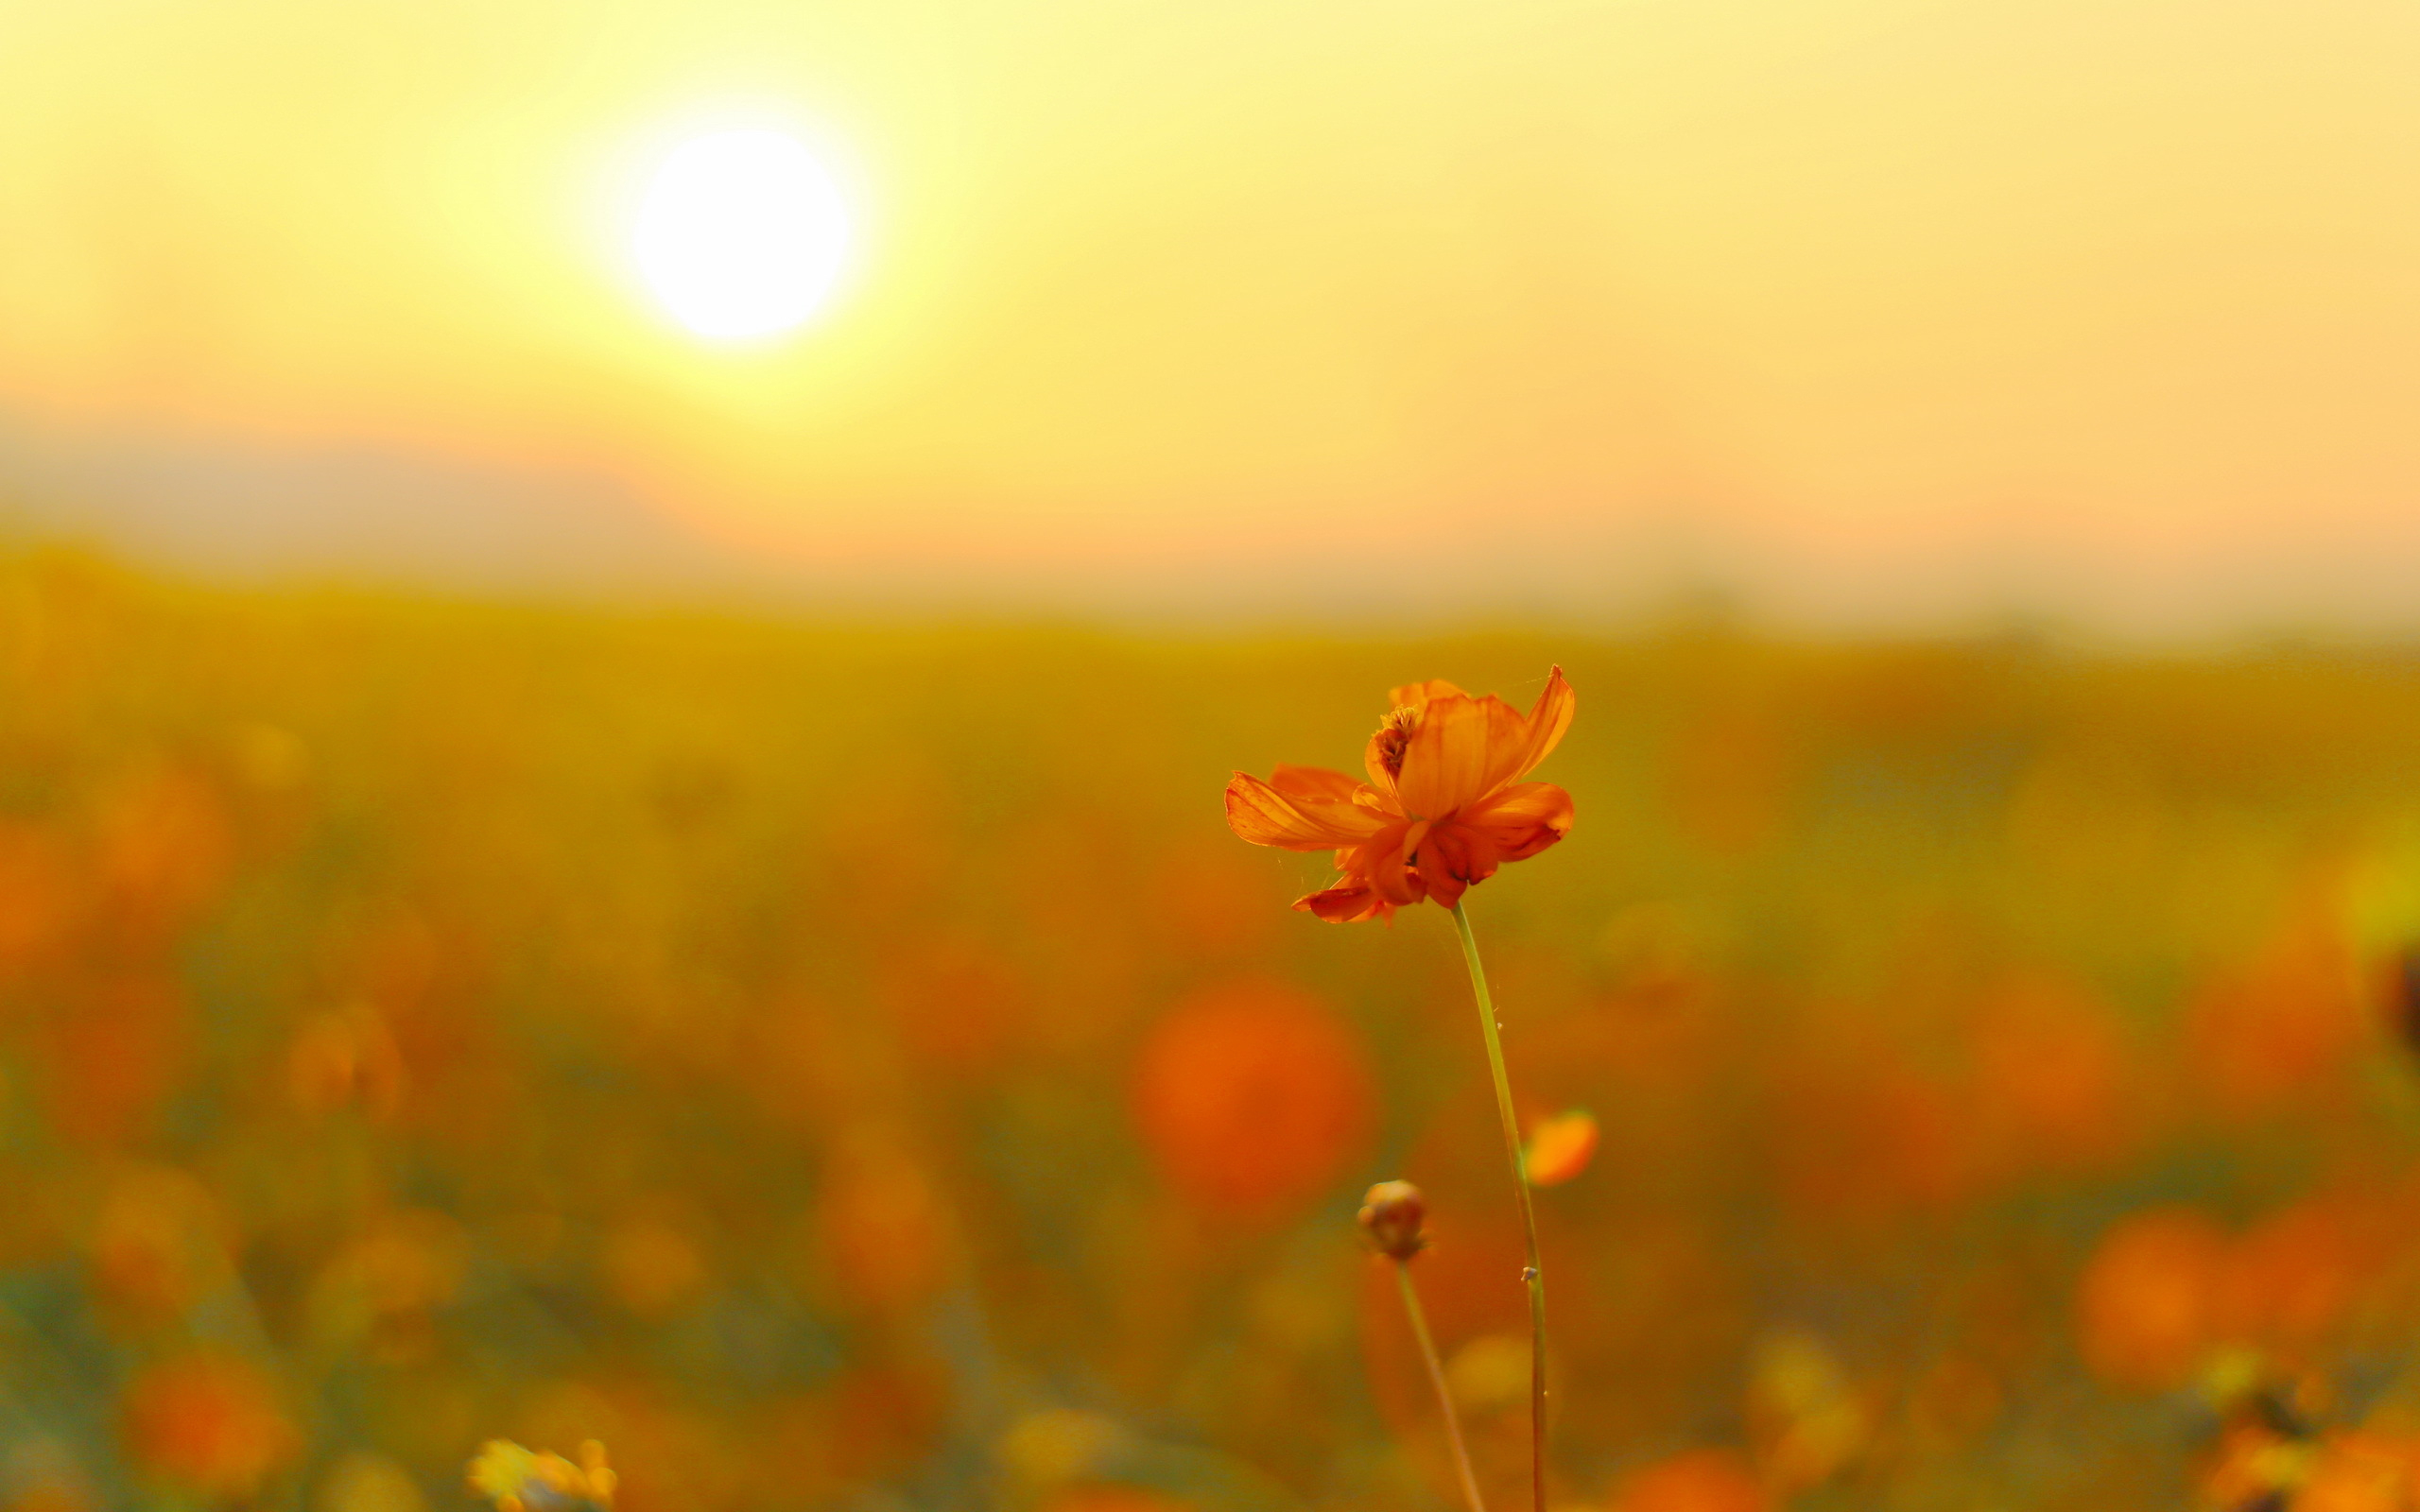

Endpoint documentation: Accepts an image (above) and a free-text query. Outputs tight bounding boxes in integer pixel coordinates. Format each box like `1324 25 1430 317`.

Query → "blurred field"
8 548 2420 1511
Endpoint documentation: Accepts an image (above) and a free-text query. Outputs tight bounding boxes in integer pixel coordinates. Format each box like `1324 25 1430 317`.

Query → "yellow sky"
3 0 2417 625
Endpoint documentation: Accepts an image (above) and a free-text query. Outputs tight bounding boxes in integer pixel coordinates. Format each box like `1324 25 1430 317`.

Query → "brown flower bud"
1357 1180 1426 1261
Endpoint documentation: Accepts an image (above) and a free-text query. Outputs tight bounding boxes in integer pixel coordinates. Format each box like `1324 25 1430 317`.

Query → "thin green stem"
1395 1260 1488 1512
1450 899 1546 1512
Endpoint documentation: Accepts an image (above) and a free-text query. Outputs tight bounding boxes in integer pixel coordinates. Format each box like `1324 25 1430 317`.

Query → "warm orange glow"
4 2 2417 626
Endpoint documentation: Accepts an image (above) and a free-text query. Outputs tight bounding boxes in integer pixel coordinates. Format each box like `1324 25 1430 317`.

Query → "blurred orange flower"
1224 668 1575 922
2076 1207 2230 1391
1131 979 1374 1220
120 1353 297 1498
1521 1110 1599 1188
1609 1448 1768 1512
2296 1432 2420 1512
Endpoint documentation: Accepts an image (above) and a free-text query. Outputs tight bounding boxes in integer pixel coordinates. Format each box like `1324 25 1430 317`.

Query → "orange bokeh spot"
2297 1433 2420 1512
1130 979 1375 1222
1610 1448 1769 1512
2185 897 2366 1119
43 975 190 1148
0 821 77 982
1522 1109 1599 1188
1772 1055 1979 1219
2216 1198 2377 1363
120 1353 298 1497
1966 976 2136 1179
820 1134 952 1313
286 1005 407 1120
877 941 1030 1079
826 1363 948 1483
95 766 234 947
2076 1207 2230 1391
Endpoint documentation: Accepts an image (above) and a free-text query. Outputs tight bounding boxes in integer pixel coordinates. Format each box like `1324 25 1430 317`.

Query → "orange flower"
121 1352 298 1498
1225 669 1575 922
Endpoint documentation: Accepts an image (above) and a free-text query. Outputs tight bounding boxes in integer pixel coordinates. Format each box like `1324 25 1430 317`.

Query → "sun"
631 129 851 342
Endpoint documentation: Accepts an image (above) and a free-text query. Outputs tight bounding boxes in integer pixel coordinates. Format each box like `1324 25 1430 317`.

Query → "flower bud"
1357 1179 1427 1261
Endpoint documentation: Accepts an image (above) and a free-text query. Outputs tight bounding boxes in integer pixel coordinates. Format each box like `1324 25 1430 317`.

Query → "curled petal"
1459 782 1575 863
1483 666 1575 794
1414 825 1477 907
1293 881 1401 924
1386 818 1433 903
1338 818 1426 906
1393 669 1575 820
1226 771 1390 850
1408 785 1571 906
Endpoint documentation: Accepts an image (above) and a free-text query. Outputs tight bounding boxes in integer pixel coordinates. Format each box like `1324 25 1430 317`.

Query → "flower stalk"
1452 900 1547 1512
1360 1180 1487 1512
1225 669 1577 1512
1396 1259 1489 1512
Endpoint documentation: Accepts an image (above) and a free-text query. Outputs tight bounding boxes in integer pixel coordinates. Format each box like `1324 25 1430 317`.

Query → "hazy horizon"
9 403 2420 645
6 0 2417 639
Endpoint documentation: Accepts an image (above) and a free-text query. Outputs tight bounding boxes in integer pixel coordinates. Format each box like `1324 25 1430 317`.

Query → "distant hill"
5 408 2419 645
0 410 794 606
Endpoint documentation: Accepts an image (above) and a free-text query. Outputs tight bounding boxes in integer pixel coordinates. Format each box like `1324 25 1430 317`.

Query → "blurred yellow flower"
466 1439 615 1511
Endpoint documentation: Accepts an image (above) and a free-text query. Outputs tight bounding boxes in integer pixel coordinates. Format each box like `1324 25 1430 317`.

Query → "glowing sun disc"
632 129 850 340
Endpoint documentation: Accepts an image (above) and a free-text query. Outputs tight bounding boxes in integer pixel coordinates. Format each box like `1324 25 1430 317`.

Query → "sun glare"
631 129 851 342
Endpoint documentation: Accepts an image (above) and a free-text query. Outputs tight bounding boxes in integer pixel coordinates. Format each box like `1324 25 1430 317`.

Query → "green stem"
1395 1260 1488 1512
1450 900 1546 1512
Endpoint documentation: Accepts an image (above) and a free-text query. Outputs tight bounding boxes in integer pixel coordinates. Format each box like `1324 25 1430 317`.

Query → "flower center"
1374 706 1420 779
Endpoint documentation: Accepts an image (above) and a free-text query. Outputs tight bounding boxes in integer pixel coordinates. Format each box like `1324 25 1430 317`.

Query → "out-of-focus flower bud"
1357 1179 1427 1261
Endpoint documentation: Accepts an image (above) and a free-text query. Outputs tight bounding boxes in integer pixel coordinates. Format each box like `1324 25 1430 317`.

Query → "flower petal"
1364 727 1402 797
1293 880 1400 923
1269 764 1367 804
1481 666 1575 793
1338 818 1426 905
1396 692 1496 819
1225 771 1391 850
1413 824 1478 906
1459 781 1575 863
